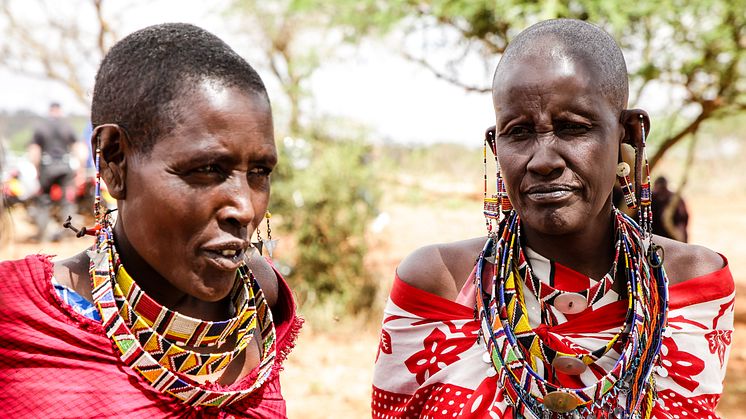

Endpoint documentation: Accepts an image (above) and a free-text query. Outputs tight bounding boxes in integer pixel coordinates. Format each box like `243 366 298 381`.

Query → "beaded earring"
262 211 278 258
253 211 278 259
63 131 108 237
637 116 653 237
483 127 500 234
616 161 637 210
483 126 511 235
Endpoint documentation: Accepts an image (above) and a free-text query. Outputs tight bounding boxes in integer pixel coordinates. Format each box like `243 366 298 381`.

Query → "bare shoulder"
396 237 487 301
53 250 93 302
246 252 279 308
654 235 725 286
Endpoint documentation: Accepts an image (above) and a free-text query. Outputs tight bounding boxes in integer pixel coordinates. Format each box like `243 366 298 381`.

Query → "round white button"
553 293 588 314
552 356 587 375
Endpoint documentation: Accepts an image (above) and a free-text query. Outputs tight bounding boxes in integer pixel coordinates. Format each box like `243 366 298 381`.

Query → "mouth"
200 241 249 272
524 184 579 202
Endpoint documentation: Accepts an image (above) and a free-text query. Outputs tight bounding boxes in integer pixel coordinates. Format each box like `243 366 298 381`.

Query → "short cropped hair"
92 23 269 155
493 19 629 112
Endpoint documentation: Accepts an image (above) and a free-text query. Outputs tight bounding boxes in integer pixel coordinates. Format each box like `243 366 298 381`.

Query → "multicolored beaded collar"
112 264 258 376
475 209 668 418
117 263 254 348
90 222 276 408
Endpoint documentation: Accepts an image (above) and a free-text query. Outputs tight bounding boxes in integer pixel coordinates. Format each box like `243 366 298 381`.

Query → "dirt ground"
2 190 745 418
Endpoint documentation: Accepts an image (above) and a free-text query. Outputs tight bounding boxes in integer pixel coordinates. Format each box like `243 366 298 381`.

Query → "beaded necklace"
476 210 668 418
517 219 627 370
111 264 258 375
117 264 253 348
90 222 276 408
522 236 621 327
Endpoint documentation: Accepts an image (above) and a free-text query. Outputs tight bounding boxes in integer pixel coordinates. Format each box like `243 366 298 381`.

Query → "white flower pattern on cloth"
372 257 734 418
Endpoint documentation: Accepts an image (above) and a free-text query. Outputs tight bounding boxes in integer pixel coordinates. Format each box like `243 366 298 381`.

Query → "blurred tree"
0 0 117 106
230 0 381 312
318 0 746 169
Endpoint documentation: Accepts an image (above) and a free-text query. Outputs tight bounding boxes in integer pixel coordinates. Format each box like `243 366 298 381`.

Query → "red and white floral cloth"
372 254 734 418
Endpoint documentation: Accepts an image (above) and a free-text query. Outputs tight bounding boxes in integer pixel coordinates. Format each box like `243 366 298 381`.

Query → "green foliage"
317 0 746 167
271 134 380 313
230 0 382 314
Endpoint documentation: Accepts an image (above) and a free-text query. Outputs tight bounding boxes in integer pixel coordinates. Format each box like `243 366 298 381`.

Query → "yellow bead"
265 211 272 219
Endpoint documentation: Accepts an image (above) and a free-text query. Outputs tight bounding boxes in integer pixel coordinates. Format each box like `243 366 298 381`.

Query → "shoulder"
654 235 726 286
246 251 279 308
0 255 52 284
53 251 93 302
396 237 487 301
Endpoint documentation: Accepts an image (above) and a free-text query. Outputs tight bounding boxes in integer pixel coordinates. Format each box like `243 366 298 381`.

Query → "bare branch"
0 0 116 106
401 51 491 93
649 109 710 170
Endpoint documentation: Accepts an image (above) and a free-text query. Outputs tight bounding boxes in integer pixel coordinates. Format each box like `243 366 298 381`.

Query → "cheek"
123 176 206 247
496 152 524 196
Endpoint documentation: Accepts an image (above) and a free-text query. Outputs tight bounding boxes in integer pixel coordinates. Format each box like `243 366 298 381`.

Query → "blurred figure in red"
652 176 689 242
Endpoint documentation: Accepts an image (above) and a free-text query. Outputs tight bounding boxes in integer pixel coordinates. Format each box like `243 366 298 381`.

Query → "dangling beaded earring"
616 161 637 210
262 211 278 258
483 126 512 235
253 220 264 255
63 131 107 238
253 211 278 259
483 127 500 234
637 115 653 237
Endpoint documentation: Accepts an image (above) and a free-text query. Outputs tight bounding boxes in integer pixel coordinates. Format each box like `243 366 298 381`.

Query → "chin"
190 272 238 302
522 206 586 236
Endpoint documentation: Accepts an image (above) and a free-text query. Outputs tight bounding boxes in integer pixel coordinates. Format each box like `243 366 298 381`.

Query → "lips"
201 240 249 271
524 184 579 202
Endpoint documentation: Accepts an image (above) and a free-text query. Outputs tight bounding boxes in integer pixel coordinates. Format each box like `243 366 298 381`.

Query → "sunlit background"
1 1 744 417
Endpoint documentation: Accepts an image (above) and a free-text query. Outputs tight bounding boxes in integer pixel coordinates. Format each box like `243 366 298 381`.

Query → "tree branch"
400 51 491 93
649 109 710 170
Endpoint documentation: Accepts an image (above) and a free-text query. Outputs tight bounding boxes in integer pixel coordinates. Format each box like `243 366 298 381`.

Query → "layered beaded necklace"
117 264 254 348
89 220 276 408
475 209 668 418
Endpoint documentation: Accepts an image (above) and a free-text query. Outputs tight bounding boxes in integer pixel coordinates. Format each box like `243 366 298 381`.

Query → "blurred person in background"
27 102 87 241
652 176 689 242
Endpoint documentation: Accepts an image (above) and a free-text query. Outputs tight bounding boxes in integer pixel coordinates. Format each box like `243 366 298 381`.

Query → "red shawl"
0 255 302 418
373 256 734 418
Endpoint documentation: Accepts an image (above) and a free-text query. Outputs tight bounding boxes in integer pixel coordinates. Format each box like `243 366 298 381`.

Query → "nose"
217 174 256 232
525 133 566 177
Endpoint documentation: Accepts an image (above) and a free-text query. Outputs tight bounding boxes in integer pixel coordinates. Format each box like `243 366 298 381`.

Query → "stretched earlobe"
620 109 651 149
91 124 130 200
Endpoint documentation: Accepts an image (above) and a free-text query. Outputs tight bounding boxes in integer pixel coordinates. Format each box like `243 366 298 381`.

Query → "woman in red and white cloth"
372 19 733 419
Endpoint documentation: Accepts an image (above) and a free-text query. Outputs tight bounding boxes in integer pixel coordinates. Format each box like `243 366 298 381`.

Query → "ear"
91 124 130 200
485 125 497 155
619 109 651 149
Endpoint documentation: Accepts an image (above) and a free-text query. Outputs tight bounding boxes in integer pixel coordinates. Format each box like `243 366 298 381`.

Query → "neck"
521 208 616 281
111 220 232 321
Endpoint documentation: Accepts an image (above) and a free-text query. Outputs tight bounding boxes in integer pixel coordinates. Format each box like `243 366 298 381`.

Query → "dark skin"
398 40 724 302
53 81 279 385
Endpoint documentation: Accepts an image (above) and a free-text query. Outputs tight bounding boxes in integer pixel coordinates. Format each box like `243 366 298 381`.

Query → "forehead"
492 51 614 116
495 46 599 93
148 81 275 159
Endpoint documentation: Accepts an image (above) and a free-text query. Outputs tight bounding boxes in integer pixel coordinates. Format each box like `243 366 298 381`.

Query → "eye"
557 123 591 136
248 167 272 184
504 125 533 139
190 164 228 179
249 167 271 177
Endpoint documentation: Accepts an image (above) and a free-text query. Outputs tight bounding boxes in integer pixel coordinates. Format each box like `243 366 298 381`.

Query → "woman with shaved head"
373 19 733 418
